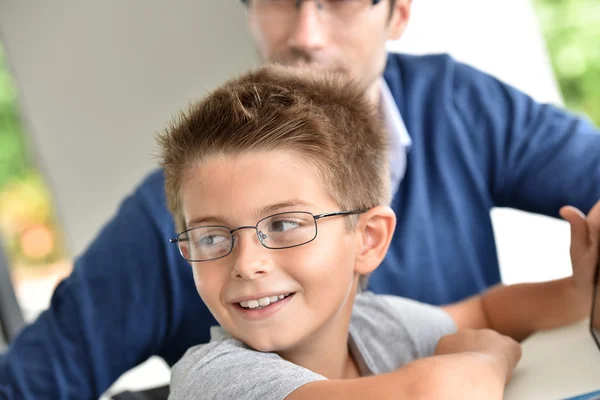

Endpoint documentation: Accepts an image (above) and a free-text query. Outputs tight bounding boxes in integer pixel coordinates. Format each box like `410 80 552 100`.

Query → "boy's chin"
243 334 295 354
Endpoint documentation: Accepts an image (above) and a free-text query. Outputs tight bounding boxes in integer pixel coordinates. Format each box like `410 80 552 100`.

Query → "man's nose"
231 229 271 280
287 1 328 54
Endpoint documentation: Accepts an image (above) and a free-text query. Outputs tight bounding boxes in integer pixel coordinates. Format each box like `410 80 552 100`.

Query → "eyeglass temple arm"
169 238 190 243
314 209 368 220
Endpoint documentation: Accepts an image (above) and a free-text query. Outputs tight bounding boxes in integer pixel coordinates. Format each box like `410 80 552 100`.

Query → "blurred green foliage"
534 0 600 125
0 46 30 190
0 45 65 266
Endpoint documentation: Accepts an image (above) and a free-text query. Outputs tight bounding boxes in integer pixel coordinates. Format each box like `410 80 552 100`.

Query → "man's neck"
366 79 383 110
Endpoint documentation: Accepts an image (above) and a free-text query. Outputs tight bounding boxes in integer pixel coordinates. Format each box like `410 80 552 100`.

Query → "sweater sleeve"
0 173 185 400
451 62 600 216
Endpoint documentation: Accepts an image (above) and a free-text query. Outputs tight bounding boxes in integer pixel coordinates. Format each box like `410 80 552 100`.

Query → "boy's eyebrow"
187 215 229 227
187 200 314 228
257 200 313 216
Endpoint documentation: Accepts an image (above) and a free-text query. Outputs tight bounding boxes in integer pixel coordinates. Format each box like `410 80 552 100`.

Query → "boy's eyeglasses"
240 0 382 24
170 209 366 262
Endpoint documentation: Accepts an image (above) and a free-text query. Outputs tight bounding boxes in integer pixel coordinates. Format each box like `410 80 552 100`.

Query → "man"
1 0 599 398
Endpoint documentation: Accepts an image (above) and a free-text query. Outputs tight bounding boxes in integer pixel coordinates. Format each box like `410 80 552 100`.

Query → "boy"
159 66 599 399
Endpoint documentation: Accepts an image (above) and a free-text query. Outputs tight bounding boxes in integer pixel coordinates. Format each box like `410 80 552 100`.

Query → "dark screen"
590 258 600 352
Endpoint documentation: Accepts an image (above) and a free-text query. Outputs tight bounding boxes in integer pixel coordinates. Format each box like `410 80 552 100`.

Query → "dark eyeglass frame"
240 0 383 7
169 209 367 262
589 257 600 352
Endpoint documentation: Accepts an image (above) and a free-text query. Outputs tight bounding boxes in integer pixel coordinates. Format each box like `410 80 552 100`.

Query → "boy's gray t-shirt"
169 292 457 400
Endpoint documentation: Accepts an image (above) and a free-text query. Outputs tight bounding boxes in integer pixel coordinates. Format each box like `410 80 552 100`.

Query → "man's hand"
560 199 600 297
435 329 522 384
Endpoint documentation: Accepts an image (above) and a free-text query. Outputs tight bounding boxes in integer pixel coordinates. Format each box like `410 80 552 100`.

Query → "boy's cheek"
194 276 224 320
192 266 221 299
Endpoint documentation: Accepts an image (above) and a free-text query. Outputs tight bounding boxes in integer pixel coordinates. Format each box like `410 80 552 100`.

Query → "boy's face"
180 150 362 352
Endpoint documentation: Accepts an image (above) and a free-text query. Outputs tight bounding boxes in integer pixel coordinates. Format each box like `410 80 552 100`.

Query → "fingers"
560 206 591 251
587 199 600 240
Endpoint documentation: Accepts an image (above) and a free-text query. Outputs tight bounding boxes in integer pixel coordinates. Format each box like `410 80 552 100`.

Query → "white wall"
388 0 562 105
0 0 571 281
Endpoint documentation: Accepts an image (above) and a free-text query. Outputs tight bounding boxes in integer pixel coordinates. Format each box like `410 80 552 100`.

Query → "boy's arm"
289 355 502 400
443 200 600 341
443 278 589 341
289 329 521 400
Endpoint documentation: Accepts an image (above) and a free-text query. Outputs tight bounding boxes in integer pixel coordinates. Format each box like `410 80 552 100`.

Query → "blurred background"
536 0 599 123
0 0 598 396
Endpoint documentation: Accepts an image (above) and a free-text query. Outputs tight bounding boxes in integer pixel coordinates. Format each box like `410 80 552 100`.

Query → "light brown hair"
158 65 390 234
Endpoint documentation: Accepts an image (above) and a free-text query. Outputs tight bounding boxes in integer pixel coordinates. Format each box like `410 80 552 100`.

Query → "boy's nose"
231 230 272 280
287 1 328 56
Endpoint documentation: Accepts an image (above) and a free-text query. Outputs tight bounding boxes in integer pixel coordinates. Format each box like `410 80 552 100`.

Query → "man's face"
246 0 408 102
180 150 362 353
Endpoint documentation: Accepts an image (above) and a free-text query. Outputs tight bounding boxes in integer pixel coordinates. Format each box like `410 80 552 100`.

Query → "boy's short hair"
158 65 391 233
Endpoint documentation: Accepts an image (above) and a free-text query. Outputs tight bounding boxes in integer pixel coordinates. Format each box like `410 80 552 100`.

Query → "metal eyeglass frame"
169 209 367 262
240 0 383 7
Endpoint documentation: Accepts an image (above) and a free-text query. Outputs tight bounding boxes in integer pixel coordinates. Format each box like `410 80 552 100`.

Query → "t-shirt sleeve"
381 295 457 358
169 339 326 400
350 292 457 374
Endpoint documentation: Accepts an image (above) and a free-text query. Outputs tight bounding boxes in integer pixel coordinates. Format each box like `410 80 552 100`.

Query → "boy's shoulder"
169 327 325 400
352 291 455 332
349 292 457 374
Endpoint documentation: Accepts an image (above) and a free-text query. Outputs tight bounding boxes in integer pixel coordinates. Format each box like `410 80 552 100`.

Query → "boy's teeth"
239 294 290 309
258 297 270 307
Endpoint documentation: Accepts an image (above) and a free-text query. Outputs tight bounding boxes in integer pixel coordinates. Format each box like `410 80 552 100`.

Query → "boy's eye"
267 219 301 232
197 233 229 247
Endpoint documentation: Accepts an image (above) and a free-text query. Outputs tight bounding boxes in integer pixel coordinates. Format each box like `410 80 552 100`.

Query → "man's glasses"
170 209 366 262
241 0 382 24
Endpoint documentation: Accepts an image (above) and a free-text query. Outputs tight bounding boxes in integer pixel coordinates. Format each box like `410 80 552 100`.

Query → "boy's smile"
231 292 295 321
180 149 363 355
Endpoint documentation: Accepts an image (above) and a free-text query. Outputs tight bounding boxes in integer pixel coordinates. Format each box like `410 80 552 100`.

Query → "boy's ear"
354 205 396 275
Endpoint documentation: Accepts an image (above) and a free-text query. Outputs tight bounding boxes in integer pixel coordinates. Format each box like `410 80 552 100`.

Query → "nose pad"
296 0 324 10
304 0 324 10
258 231 268 242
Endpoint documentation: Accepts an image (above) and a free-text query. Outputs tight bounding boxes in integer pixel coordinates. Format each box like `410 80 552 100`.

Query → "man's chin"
292 62 328 70
270 60 348 74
